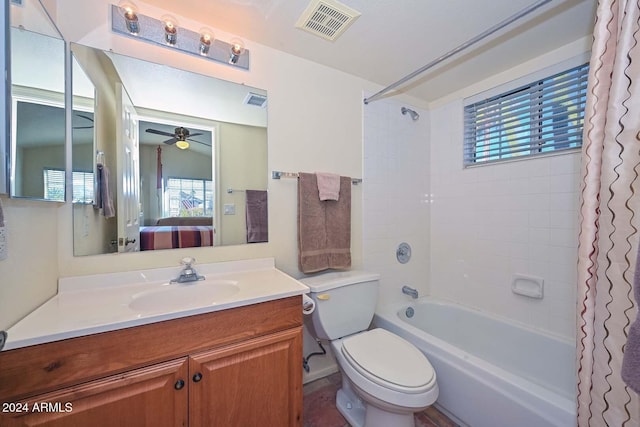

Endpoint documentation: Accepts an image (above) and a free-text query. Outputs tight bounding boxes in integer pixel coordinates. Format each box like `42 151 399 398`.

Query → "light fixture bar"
111 4 249 70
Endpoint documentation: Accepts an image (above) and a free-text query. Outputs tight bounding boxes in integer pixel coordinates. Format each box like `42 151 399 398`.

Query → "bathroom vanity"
0 258 307 426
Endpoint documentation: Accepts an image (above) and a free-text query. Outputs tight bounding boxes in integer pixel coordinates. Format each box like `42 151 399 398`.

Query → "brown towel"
298 173 351 273
245 190 268 243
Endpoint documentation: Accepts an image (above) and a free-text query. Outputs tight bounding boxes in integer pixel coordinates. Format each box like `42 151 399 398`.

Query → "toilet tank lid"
299 270 380 293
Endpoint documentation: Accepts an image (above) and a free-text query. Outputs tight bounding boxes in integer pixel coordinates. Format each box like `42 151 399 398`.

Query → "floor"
303 372 459 427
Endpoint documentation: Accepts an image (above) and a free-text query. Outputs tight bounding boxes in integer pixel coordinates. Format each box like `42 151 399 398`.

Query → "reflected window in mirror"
164 178 213 218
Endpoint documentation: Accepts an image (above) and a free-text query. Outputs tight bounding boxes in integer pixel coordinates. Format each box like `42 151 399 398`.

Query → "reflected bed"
140 225 214 250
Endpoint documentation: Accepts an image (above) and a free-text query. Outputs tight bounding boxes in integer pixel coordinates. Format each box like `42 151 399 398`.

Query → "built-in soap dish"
511 274 544 299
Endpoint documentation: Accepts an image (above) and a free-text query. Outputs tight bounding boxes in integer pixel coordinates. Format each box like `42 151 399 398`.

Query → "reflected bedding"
140 226 214 250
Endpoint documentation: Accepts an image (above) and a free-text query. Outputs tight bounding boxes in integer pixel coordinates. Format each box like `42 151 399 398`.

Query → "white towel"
315 172 340 201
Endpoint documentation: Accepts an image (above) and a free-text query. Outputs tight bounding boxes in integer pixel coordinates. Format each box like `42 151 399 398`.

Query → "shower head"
401 107 419 121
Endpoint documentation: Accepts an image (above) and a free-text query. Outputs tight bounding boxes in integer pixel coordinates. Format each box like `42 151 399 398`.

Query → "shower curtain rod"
363 0 553 105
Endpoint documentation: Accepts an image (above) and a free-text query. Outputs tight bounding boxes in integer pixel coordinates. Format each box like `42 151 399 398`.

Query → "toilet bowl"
301 271 439 427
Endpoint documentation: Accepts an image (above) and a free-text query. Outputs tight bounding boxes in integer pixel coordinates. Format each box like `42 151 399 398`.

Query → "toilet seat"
341 328 435 394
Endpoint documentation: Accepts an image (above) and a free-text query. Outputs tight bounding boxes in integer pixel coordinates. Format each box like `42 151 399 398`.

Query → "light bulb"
229 38 245 64
175 140 190 150
199 28 214 56
118 1 139 34
162 15 178 45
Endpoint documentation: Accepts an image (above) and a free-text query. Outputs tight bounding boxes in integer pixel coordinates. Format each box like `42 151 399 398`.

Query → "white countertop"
4 258 309 351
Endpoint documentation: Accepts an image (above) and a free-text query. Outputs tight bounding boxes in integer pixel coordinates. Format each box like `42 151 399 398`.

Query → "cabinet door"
0 357 189 427
190 327 303 427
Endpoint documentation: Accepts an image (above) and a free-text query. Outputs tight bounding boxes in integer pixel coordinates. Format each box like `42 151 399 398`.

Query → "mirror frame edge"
64 40 71 204
1 0 9 195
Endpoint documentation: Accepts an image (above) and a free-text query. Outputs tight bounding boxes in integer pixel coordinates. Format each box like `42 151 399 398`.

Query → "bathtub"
373 298 576 427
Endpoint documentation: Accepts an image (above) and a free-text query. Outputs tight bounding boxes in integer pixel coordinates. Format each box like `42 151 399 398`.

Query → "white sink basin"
129 280 240 313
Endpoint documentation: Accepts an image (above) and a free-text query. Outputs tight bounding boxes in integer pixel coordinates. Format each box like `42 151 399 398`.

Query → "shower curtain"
577 0 640 425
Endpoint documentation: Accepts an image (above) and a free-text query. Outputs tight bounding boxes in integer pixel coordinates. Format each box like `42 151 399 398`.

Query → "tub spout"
402 285 419 299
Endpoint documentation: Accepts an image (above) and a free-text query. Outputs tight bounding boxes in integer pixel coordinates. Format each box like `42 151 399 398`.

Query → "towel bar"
271 171 362 185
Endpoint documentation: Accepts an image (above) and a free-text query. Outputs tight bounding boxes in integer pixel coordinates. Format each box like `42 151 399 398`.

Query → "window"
44 169 95 203
43 169 65 201
72 171 95 203
464 62 589 166
165 177 213 218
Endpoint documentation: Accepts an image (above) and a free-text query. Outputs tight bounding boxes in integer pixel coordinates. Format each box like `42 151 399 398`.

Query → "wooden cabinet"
0 297 303 427
0 358 189 427
190 328 302 427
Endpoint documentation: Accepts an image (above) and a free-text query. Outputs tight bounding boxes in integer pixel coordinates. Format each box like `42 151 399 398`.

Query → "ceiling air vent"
243 92 267 108
10 0 24 6
295 0 361 42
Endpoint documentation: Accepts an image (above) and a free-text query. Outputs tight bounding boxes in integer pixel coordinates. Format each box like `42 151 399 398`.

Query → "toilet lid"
341 328 435 394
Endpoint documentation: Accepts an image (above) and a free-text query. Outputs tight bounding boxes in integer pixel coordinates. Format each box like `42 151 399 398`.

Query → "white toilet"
301 271 438 427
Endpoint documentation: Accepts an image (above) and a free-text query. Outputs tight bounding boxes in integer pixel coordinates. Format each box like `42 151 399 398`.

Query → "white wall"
362 98 431 308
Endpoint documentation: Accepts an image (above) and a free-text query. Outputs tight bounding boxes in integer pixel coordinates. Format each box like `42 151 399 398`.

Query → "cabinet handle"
192 372 203 383
174 379 185 390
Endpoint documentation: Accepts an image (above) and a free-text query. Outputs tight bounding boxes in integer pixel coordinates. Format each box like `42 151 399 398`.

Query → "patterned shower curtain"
577 0 640 425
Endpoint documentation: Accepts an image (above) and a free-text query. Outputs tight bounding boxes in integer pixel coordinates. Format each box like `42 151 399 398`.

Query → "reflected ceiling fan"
145 126 208 150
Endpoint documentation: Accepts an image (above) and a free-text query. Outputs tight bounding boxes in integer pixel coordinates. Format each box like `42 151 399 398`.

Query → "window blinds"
464 62 589 166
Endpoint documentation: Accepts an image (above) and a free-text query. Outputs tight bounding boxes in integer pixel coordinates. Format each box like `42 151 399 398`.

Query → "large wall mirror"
9 0 65 201
71 44 268 256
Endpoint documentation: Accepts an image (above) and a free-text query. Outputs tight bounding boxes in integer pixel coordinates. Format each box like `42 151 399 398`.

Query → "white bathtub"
373 298 576 427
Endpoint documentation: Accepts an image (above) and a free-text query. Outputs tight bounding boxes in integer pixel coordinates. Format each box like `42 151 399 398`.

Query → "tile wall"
362 97 431 308
429 100 580 340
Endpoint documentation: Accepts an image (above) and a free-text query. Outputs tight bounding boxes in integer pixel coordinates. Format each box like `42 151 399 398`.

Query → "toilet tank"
300 271 380 340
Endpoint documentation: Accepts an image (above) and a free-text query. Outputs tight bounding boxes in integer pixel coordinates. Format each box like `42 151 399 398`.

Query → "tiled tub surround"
362 98 431 308
4 257 309 350
429 101 580 340
375 298 575 427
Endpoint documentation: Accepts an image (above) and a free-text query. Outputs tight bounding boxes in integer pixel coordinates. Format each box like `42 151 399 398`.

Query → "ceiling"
141 0 597 104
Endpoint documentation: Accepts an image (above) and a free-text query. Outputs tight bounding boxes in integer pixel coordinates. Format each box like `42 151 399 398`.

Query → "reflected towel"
622 244 640 394
316 172 340 201
245 190 268 243
97 163 115 218
298 173 351 273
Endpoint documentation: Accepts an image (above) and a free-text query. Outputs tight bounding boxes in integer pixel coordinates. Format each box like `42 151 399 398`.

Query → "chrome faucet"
402 285 419 299
171 257 205 284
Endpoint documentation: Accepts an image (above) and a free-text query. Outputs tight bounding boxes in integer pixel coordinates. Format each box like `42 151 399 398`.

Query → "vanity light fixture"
162 15 178 45
118 1 139 34
111 4 250 70
199 28 214 56
175 140 190 150
229 38 245 64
